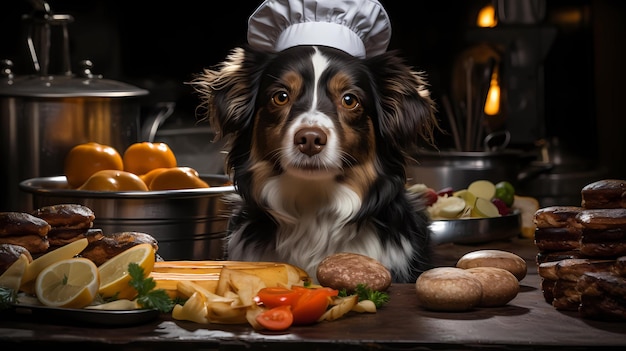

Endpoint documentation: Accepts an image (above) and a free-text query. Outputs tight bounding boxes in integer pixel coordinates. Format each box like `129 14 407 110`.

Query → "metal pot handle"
141 102 176 142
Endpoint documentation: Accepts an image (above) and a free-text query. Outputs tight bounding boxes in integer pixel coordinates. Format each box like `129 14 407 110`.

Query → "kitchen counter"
1 237 625 350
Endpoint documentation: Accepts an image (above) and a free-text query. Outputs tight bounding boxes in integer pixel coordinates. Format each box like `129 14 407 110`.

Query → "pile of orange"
64 141 209 191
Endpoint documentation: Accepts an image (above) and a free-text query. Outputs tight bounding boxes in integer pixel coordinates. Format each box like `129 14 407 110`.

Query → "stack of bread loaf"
534 179 626 321
0 204 159 274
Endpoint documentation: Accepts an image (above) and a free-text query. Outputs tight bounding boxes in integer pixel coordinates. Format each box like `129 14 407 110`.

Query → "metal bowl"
19 175 235 261
428 211 521 245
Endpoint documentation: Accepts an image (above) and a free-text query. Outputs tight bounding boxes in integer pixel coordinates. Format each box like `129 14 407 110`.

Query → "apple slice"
439 196 467 218
471 197 501 218
453 189 477 209
468 180 496 200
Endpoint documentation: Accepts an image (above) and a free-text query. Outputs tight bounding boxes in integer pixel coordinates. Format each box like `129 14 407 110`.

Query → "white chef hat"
247 0 392 58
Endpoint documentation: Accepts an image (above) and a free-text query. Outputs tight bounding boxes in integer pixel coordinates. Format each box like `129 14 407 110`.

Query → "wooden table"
2 237 625 350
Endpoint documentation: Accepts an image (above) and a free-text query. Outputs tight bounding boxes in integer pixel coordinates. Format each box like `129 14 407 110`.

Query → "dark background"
1 0 624 186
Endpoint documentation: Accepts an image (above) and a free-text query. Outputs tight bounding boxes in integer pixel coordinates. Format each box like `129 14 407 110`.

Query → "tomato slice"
291 287 339 325
254 287 301 309
256 305 294 331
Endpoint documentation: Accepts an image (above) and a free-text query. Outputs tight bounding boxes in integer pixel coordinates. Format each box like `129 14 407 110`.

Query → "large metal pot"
0 4 151 211
0 59 149 212
407 149 552 192
19 174 235 261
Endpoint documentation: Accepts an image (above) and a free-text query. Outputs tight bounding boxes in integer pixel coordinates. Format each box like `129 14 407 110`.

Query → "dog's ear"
365 51 439 150
191 46 270 140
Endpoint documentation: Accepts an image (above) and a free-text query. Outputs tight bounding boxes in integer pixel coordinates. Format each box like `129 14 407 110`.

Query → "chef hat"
247 0 392 58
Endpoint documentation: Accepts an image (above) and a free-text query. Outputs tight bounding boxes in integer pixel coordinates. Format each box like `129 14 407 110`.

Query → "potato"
415 267 482 311
456 249 527 281
316 252 391 292
465 267 520 307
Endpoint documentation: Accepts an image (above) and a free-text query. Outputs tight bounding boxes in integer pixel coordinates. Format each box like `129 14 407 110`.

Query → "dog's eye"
272 91 290 106
341 94 359 109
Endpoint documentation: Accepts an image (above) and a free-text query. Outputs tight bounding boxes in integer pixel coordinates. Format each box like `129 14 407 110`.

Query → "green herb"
338 283 390 308
128 262 174 313
0 287 18 310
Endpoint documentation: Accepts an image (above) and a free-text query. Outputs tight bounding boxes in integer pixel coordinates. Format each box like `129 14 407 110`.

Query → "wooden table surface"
1 237 625 350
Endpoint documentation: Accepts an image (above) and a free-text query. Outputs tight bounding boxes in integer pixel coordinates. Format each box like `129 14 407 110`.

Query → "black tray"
1 303 160 327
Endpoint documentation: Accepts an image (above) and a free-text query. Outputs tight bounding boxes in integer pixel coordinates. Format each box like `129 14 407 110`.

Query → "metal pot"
407 149 552 192
19 174 235 261
0 4 152 211
0 59 149 212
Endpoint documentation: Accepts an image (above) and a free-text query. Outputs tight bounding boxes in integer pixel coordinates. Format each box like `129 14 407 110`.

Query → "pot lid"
0 59 148 98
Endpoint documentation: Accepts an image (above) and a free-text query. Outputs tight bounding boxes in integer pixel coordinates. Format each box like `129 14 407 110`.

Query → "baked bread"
31 203 95 229
536 249 586 264
455 249 527 281
80 231 159 266
0 212 51 237
577 271 626 321
540 278 556 304
577 209 626 257
0 234 49 254
415 267 483 311
554 258 616 282
534 206 584 229
316 252 391 292
465 267 519 307
551 279 580 311
32 204 95 249
0 243 33 275
581 179 626 209
534 227 581 252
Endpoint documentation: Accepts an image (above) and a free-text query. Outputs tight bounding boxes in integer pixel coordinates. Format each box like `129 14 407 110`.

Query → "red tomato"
254 287 301 309
291 287 338 325
256 305 294 331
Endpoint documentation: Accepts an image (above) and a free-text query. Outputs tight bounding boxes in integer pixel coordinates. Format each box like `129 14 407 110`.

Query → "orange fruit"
149 167 209 190
123 142 177 176
77 170 149 191
35 257 100 309
98 243 156 300
139 167 169 189
64 142 124 188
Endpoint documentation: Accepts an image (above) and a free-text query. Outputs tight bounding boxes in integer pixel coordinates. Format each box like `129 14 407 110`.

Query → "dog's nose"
294 127 327 156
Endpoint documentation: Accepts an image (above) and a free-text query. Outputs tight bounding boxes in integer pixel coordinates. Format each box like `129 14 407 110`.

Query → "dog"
192 44 439 283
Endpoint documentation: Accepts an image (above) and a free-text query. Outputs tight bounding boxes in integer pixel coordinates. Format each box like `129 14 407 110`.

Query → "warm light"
477 4 497 27
484 71 500 115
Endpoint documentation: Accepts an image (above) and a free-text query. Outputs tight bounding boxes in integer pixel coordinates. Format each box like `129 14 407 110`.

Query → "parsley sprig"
128 262 174 313
0 287 18 310
338 283 390 308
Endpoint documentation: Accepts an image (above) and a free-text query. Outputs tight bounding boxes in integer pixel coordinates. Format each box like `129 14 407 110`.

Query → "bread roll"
456 250 527 281
534 206 583 229
316 252 391 292
0 243 33 275
415 267 482 311
80 231 158 266
465 267 519 307
580 179 626 209
31 204 95 229
0 212 51 237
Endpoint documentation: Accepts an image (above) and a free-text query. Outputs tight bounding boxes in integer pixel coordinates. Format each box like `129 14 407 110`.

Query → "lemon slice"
0 254 30 291
98 243 156 300
35 257 100 309
21 238 89 293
